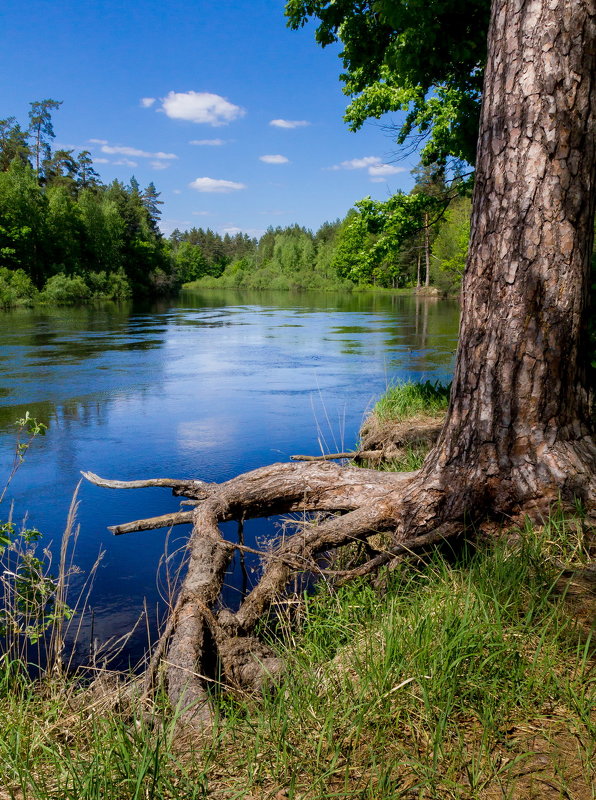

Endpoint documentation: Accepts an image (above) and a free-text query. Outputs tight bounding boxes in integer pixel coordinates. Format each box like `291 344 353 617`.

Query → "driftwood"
290 450 380 461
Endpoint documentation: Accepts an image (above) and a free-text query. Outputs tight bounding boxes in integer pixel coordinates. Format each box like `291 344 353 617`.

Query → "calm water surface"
0 289 459 665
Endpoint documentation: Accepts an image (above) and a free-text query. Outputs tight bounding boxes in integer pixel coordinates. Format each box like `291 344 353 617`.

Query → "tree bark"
420 0 596 516
424 212 431 287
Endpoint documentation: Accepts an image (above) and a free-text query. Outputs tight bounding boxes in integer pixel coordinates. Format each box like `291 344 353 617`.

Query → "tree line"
0 99 474 308
175 171 471 294
0 100 175 308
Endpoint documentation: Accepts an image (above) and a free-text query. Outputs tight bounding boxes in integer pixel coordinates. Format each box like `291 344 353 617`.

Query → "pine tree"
75 151 101 190
27 99 62 178
141 182 163 231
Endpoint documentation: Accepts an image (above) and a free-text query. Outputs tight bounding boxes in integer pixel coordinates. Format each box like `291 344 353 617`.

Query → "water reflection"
0 289 459 667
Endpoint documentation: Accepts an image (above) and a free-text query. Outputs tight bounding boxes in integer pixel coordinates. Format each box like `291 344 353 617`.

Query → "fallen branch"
108 510 195 536
290 450 380 461
82 471 209 493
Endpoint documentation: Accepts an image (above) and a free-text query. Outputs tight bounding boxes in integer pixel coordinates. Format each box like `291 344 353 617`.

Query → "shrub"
40 273 91 305
0 267 38 308
86 269 132 300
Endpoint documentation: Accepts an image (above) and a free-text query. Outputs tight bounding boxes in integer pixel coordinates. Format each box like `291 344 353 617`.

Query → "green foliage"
0 413 73 653
85 268 131 300
0 101 178 302
373 379 451 422
40 273 91 304
13 411 47 463
0 532 71 646
181 192 472 295
0 267 38 308
39 268 132 304
174 240 210 282
285 0 490 166
0 117 29 171
331 210 371 282
0 159 47 281
432 194 471 292
358 193 439 274
185 221 354 291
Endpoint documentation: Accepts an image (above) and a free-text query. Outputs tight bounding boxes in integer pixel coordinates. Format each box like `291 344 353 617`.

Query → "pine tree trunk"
416 249 421 288
424 212 431 287
423 0 596 514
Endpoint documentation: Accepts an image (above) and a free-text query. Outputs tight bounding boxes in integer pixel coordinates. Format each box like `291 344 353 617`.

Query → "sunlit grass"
211 508 595 798
373 379 450 422
0 513 593 799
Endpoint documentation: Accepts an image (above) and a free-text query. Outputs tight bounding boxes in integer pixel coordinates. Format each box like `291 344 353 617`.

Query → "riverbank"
0 267 177 310
183 278 452 301
183 273 449 296
1 383 593 800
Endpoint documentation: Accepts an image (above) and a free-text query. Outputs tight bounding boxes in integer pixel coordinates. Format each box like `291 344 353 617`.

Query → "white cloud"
192 210 211 215
172 189 182 194
93 157 110 164
161 91 244 125
102 145 146 157
101 144 178 159
151 160 171 170
259 154 289 164
88 138 108 145
368 163 405 177
140 97 156 108
328 155 406 181
269 119 310 129
329 156 381 171
113 158 138 167
189 138 226 146
189 177 246 193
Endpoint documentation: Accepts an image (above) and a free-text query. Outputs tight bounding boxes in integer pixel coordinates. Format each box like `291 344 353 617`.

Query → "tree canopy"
285 0 491 165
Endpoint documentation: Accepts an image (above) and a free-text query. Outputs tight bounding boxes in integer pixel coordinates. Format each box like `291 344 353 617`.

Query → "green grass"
210 508 595 798
373 380 451 422
0 666 212 799
0 510 593 799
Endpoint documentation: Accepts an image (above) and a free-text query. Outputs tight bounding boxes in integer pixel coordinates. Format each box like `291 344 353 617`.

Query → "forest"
0 100 472 308
0 101 175 306
178 167 471 294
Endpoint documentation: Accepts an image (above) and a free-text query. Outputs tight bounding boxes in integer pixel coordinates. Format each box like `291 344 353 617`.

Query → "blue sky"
1 0 416 237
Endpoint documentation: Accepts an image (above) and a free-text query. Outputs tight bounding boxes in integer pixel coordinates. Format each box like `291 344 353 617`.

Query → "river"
0 289 459 667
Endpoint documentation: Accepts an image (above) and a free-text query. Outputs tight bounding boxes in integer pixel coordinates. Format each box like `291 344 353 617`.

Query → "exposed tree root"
325 522 463 586
84 434 596 731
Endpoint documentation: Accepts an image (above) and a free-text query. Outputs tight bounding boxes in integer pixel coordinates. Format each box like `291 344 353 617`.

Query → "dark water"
0 289 459 666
